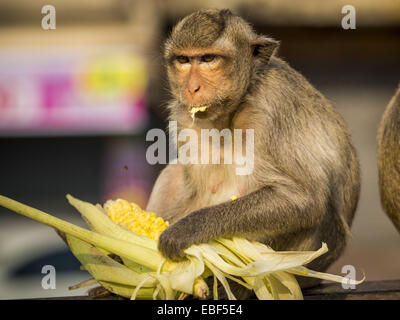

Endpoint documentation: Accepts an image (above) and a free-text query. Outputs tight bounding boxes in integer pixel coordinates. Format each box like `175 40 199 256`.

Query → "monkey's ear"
250 37 280 63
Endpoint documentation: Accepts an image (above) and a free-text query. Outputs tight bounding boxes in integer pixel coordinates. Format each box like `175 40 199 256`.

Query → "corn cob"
104 199 169 240
0 194 365 300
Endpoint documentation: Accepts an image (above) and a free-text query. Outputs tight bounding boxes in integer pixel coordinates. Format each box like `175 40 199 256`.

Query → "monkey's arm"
158 181 325 260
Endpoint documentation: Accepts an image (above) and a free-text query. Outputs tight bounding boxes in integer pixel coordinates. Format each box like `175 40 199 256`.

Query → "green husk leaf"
67 194 157 250
99 280 155 299
204 259 236 300
0 195 163 270
66 234 156 287
252 276 274 300
289 266 365 285
272 272 303 300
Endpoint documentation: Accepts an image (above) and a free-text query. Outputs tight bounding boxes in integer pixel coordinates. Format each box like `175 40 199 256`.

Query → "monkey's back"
249 56 361 274
378 86 400 232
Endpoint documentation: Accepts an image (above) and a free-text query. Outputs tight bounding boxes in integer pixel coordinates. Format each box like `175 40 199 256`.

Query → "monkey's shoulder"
246 56 348 128
256 57 326 102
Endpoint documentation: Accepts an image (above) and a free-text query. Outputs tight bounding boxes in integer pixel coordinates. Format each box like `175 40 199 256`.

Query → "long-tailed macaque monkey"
378 85 400 233
146 9 360 294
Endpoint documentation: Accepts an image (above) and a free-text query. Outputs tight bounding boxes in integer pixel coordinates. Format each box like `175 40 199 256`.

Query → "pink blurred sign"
0 47 148 135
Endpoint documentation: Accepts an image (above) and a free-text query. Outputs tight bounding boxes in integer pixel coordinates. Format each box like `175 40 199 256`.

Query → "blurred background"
0 0 399 299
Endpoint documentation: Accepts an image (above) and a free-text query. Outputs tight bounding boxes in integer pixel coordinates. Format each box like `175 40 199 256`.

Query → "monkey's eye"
175 56 190 64
200 54 217 63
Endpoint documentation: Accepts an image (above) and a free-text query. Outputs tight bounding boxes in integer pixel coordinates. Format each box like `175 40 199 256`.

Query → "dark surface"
303 279 400 300
29 280 400 300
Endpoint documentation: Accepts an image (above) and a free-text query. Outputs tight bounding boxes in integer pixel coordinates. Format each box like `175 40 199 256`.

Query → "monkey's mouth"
188 104 211 119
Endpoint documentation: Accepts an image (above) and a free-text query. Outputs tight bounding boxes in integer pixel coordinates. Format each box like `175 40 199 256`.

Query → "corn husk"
0 195 364 300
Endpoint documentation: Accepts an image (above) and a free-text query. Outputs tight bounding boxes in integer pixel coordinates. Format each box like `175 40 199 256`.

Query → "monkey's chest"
187 164 251 208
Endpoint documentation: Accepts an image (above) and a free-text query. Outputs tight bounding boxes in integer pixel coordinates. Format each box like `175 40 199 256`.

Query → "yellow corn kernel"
104 199 169 240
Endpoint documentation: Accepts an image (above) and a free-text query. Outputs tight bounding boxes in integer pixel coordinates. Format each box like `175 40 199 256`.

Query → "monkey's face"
164 9 278 121
166 46 244 119
163 9 257 121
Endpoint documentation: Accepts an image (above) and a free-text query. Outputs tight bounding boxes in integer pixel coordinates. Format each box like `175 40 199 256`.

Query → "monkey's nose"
188 85 201 95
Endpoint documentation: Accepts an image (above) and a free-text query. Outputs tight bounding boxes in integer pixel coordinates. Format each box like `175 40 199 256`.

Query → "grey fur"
147 9 360 295
378 85 400 232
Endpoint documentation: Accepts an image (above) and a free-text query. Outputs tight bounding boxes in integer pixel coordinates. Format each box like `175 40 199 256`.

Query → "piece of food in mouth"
189 104 210 119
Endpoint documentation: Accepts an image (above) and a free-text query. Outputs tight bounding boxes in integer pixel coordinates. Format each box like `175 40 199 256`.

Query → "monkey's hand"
157 211 207 260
